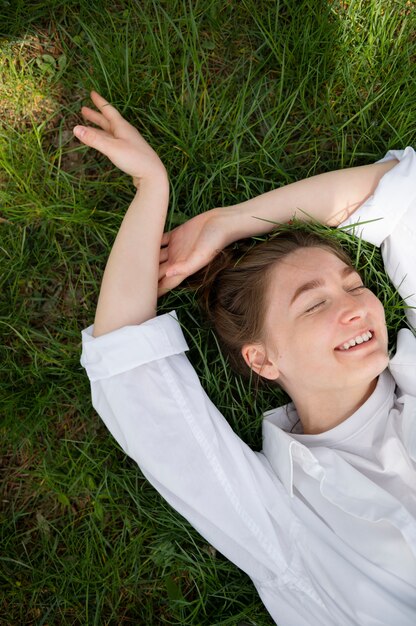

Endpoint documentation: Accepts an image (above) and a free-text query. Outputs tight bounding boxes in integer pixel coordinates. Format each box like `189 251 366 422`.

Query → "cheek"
369 294 387 325
282 318 335 368
374 300 389 345
274 331 319 369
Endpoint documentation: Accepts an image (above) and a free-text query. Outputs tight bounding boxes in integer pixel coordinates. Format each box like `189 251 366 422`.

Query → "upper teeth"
339 331 373 350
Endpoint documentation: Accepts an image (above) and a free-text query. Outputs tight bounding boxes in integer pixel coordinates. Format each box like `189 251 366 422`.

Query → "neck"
293 378 378 435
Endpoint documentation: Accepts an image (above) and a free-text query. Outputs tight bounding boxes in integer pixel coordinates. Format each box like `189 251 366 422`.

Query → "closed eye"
305 300 326 313
305 285 365 314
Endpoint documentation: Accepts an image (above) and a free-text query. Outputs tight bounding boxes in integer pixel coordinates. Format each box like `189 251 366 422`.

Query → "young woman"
77 92 416 625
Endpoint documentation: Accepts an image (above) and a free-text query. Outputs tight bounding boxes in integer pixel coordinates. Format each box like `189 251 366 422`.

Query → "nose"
338 291 366 325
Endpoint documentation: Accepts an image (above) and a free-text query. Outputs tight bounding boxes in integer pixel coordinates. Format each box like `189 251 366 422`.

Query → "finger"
90 91 123 122
165 260 190 278
158 261 169 281
165 249 213 278
159 247 169 263
157 282 170 298
159 260 187 282
158 274 183 298
81 106 111 132
160 231 171 246
73 125 114 155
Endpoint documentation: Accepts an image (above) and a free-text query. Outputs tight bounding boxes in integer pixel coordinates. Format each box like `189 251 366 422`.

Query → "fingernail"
73 126 85 139
166 269 177 277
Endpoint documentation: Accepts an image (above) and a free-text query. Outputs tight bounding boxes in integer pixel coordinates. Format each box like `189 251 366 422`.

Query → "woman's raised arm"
73 92 169 337
158 159 397 295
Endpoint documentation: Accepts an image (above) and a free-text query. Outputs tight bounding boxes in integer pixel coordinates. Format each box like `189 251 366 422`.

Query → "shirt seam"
158 356 290 582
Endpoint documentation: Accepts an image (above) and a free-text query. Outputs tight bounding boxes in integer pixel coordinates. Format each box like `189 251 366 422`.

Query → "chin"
353 358 389 390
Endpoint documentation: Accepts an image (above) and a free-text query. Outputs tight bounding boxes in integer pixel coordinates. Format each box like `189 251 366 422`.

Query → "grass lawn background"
1 0 416 624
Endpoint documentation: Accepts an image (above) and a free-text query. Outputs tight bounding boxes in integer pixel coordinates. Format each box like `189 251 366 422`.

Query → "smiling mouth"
335 330 374 351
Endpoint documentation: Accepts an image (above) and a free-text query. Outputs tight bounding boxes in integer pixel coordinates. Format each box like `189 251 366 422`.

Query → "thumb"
166 247 214 279
158 273 184 297
165 260 192 278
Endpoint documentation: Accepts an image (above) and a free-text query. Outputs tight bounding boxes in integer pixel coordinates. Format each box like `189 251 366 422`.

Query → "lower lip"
335 335 375 353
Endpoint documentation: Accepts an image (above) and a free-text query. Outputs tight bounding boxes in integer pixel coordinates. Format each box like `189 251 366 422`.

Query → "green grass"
1 0 415 623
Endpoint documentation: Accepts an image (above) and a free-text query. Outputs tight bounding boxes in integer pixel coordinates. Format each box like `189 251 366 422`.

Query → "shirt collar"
261 369 395 497
261 404 318 497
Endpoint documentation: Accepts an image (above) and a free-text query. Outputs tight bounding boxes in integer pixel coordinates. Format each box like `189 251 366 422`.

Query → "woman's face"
259 247 389 398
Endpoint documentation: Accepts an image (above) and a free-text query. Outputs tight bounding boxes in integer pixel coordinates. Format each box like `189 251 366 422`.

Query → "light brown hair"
192 229 354 381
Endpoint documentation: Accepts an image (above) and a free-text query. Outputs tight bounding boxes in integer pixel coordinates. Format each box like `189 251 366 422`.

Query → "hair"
191 228 355 382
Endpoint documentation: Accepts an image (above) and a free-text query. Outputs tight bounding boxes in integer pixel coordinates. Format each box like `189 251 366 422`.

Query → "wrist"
131 174 170 213
132 167 169 190
216 204 265 245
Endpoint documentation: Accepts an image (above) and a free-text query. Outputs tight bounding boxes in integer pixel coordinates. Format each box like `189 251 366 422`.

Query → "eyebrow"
290 266 357 306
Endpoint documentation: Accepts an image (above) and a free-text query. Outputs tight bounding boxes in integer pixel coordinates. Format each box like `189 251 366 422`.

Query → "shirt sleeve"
80 312 298 586
339 147 416 330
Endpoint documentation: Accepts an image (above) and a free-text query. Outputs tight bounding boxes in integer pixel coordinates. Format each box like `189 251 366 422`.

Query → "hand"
158 208 232 296
73 91 167 183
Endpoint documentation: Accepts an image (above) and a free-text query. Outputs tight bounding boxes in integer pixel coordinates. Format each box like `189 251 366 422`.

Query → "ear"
241 343 280 381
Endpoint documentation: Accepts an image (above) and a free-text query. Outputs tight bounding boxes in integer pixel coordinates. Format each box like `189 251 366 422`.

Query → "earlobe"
241 343 280 381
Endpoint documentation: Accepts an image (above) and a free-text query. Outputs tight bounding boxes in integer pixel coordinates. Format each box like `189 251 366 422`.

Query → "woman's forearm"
158 154 399 295
222 160 397 242
93 174 169 337
72 92 171 334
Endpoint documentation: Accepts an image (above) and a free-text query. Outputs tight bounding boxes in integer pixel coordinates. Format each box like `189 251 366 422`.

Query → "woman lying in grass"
77 92 416 625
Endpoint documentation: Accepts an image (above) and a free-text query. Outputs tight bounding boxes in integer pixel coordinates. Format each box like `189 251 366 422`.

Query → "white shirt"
81 148 416 626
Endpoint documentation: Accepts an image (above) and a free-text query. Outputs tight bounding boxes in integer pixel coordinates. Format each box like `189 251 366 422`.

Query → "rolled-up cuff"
339 147 416 246
80 311 189 381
